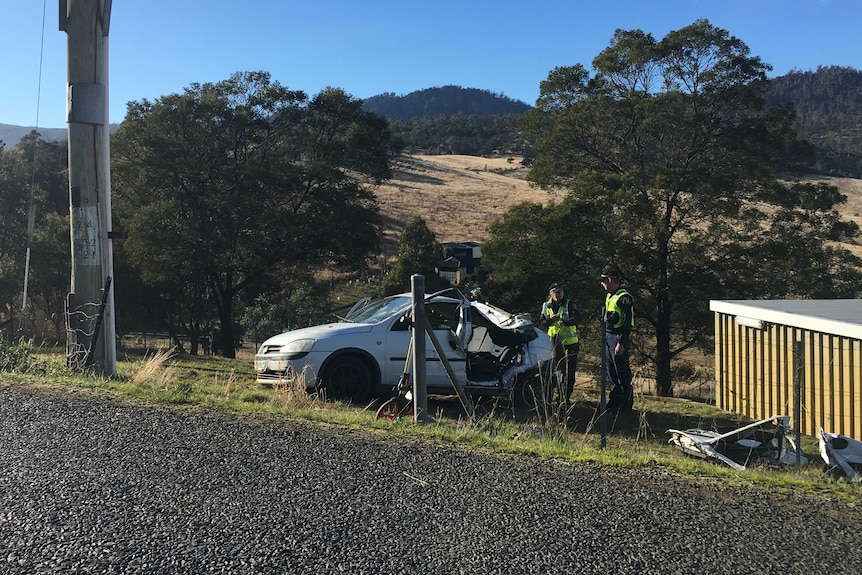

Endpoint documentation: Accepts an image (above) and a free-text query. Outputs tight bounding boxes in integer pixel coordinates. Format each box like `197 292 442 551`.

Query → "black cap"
548 283 562 294
599 267 622 280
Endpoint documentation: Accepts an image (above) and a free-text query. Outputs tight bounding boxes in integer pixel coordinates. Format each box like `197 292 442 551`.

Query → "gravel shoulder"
1 383 860 574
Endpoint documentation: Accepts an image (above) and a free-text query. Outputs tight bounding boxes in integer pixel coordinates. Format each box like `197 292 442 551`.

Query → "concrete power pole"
60 0 117 375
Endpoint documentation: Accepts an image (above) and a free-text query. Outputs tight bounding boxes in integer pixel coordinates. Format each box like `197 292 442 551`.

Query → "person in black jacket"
600 268 634 412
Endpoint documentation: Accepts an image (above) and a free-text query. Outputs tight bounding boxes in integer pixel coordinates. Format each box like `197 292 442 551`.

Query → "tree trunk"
217 297 236 359
655 342 674 397
655 294 674 397
655 233 674 397
167 326 185 354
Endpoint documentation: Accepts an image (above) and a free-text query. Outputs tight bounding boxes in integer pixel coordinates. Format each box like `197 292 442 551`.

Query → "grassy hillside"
374 154 547 259
376 154 862 259
813 176 862 257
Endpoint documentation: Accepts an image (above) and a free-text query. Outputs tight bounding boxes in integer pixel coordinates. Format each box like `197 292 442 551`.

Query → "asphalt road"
0 384 859 574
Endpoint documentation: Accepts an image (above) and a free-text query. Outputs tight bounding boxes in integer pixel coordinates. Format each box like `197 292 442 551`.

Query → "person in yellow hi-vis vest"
540 283 580 410
600 267 634 412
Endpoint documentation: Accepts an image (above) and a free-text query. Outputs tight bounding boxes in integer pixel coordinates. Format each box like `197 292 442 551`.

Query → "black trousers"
604 333 633 410
552 340 579 405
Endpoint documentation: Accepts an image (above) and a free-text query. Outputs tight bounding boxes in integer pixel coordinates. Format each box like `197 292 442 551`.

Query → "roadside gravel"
1 384 859 574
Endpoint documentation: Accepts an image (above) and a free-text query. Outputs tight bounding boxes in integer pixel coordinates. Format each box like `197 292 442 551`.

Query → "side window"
388 302 460 332
426 302 459 331
390 313 412 332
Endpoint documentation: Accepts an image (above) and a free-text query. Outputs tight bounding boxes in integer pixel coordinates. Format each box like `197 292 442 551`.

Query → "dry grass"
265 366 326 410
212 369 240 399
373 155 862 259
810 176 862 257
129 347 178 389
373 154 549 260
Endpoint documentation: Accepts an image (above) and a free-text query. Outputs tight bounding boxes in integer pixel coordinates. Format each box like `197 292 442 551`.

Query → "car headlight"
279 338 316 359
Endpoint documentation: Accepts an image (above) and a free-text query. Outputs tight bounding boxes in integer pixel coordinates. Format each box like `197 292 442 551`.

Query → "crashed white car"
254 288 553 402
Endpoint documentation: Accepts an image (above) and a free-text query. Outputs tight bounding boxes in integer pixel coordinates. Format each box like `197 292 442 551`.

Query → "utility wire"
22 0 49 321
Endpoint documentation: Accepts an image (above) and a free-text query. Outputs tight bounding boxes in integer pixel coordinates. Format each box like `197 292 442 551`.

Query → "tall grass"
130 347 179 389
121 347 331 413
269 367 323 410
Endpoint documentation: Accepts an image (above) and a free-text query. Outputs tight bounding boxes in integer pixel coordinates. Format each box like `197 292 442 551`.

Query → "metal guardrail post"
793 339 803 467
411 275 428 423
600 306 607 449
424 322 474 417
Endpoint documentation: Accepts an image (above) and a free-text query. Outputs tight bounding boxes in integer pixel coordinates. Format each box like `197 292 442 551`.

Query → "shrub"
0 337 38 373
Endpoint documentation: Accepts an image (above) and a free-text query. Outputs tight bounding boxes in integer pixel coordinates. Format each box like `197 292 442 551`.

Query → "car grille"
257 372 293 383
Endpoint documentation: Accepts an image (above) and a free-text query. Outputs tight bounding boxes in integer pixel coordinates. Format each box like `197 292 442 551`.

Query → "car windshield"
344 295 411 324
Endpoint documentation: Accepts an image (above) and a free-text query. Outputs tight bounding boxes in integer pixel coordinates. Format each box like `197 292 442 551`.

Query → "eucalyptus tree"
0 135 71 339
0 143 35 322
379 216 448 296
112 72 391 357
26 213 70 341
517 20 860 396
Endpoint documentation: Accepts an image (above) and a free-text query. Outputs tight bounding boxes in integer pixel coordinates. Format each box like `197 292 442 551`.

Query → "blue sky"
2 0 860 129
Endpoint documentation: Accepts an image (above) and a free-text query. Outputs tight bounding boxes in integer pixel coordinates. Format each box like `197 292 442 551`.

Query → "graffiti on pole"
72 206 101 265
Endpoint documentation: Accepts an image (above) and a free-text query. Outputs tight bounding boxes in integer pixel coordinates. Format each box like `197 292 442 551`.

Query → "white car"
254 288 553 402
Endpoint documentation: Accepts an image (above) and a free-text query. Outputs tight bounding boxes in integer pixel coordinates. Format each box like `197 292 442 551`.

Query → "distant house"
710 299 862 440
438 242 482 285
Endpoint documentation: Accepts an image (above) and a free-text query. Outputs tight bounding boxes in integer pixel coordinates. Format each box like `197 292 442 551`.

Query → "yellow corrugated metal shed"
709 299 862 340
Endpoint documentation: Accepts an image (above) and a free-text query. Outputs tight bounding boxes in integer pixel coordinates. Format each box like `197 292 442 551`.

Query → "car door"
383 300 467 391
423 300 467 389
382 313 413 389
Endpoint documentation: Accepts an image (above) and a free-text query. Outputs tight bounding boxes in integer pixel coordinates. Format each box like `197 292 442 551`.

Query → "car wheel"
515 363 552 410
515 371 540 410
321 355 373 403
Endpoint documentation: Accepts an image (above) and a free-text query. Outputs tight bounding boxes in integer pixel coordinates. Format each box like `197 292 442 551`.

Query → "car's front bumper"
254 354 318 387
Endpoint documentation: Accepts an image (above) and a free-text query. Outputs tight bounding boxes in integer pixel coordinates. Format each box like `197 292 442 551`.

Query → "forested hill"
365 71 862 176
3 72 860 176
362 86 531 156
0 124 67 147
0 123 118 147
362 86 531 120
765 66 862 177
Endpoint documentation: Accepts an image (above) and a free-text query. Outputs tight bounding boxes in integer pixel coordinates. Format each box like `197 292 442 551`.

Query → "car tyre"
514 362 553 410
320 355 373 403
514 371 540 410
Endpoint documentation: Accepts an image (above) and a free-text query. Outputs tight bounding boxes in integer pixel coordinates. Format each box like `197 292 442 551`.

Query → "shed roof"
437 256 461 271
442 241 480 248
709 299 862 340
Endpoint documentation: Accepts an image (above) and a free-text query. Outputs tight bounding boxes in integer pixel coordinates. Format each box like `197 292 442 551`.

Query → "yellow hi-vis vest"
542 299 579 344
604 289 634 331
